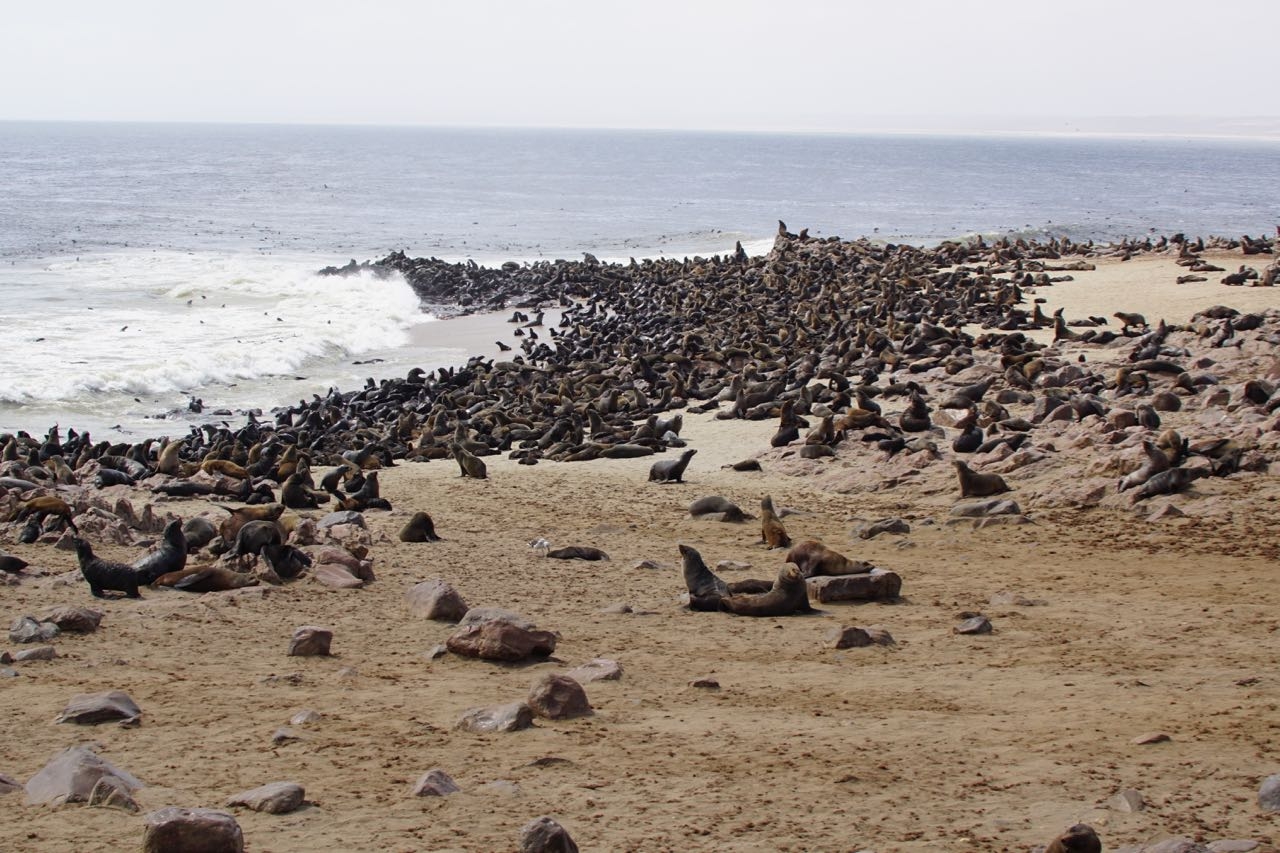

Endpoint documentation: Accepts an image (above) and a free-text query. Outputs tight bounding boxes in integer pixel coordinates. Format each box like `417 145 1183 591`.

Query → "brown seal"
760 495 792 549
451 442 488 479
156 439 184 476
399 511 442 542
718 564 812 616
952 460 1010 498
9 495 78 532
73 538 140 598
688 495 753 522
218 503 284 542
199 458 250 479
152 566 258 592
1044 824 1101 853
785 540 870 578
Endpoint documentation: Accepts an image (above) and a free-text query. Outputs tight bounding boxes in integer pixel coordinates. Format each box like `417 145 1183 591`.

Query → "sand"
2 251 1280 852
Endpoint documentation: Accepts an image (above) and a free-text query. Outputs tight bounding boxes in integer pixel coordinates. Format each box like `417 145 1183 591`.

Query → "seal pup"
719 564 812 617
451 442 488 479
1044 824 1101 853
785 540 869 578
182 517 218 551
73 538 141 599
399 511 442 542
131 519 188 584
649 448 697 483
952 460 1010 498
760 495 792 549
0 551 29 574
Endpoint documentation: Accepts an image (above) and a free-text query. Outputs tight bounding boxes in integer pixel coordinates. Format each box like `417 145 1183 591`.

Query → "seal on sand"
131 519 188 584
546 546 610 561
688 495 753 522
399 511 442 542
760 495 792 549
649 448 697 483
153 566 258 592
74 538 140 598
451 442 488 479
1044 824 1101 853
0 551 30 574
679 544 729 611
719 564 812 617
785 540 869 578
952 460 1010 498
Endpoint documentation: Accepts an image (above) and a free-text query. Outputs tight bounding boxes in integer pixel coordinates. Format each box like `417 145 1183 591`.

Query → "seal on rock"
719 564 812 616
952 460 1010 498
74 538 140 599
785 540 869 578
9 495 78 532
649 448 697 483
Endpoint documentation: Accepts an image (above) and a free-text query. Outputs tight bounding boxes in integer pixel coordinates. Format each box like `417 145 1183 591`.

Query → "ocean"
1 121 1276 440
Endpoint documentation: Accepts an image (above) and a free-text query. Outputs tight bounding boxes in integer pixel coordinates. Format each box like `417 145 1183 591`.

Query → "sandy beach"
3 247 1280 853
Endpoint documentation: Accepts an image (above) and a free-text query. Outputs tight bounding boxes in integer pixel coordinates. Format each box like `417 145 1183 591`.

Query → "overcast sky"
4 0 1276 134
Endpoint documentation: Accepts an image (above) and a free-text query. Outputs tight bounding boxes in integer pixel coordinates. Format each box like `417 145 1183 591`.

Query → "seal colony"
2 226 1279 852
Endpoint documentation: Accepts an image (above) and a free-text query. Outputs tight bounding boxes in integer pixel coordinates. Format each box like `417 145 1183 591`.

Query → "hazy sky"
5 0 1275 133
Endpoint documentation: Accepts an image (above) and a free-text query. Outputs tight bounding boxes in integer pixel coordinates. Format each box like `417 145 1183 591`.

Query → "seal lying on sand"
74 538 140 598
688 495 753 522
719 564 812 617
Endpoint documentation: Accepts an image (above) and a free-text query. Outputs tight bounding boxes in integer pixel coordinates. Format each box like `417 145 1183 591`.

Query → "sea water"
1 121 1276 438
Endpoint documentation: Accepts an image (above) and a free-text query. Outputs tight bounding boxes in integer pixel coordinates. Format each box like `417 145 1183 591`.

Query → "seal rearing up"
760 495 792 549
131 519 188 584
953 460 1010 498
649 448 697 483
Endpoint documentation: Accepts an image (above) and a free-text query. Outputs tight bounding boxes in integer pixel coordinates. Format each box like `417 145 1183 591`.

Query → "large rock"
447 621 557 662
405 579 469 622
226 781 306 814
807 569 901 603
410 769 460 797
54 690 142 725
317 511 365 529
26 745 142 806
458 607 535 630
9 616 59 644
1259 773 1280 812
527 674 591 719
519 816 579 853
38 605 103 633
288 626 333 657
142 807 244 853
456 702 534 733
312 563 364 589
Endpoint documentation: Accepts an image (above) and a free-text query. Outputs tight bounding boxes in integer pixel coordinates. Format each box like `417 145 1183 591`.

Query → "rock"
564 658 622 683
1107 788 1146 812
1148 502 1186 522
1258 773 1280 812
827 626 872 648
446 621 557 662
1142 840 1210 853
1206 841 1259 852
55 690 142 725
38 605 103 633
954 616 993 635
854 517 910 539
425 644 448 660
289 709 322 726
456 702 534 733
405 578 469 622
26 745 142 806
519 816 579 853
317 510 365 529
1132 731 1172 745
9 616 59 644
988 591 1045 606
807 570 902 603
715 559 752 571
949 498 1022 518
288 626 333 657
312 562 364 589
88 775 140 812
527 674 591 719
14 645 57 662
226 781 306 814
142 807 244 853
689 677 720 689
0 667 16 678
410 769 460 797
457 607 535 630
271 727 302 745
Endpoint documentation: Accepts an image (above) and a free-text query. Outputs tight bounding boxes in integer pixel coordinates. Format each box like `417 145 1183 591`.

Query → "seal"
281 471 329 509
546 546 610 561
261 543 312 579
73 538 140 599
719 564 812 616
0 551 29 574
199 458 250 479
156 439 184 476
649 448 697 483
760 495 792 549
227 519 283 558
131 519 188 584
9 495 78 532
952 460 1010 498
152 566 259 592
218 503 284 542
785 540 870 578
399 511 442 542
679 544 729 611
1044 824 1101 853
1117 440 1171 493
451 442 488 479
94 468 135 488
1130 465 1206 502
688 495 753 523
182 517 218 551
